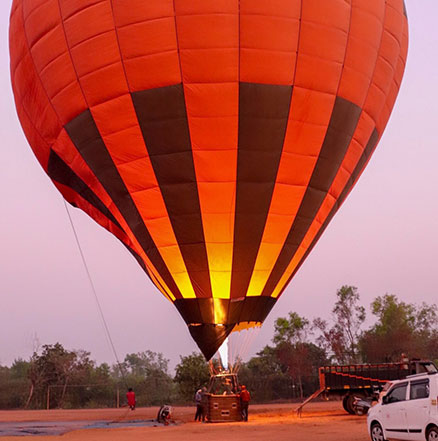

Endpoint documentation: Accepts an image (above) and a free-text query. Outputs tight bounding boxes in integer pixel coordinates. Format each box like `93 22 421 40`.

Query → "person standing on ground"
126 388 136 410
240 385 251 421
194 388 203 421
201 386 208 422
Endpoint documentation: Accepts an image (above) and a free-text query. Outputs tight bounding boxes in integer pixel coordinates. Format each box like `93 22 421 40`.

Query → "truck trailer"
296 359 437 415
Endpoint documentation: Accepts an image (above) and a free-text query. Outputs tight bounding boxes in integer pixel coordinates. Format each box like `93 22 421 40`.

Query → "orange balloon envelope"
9 0 408 359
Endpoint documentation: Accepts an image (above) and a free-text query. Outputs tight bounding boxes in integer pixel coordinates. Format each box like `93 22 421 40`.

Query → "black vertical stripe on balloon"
262 97 362 297
276 128 379 300
230 82 292 299
47 149 122 230
132 84 213 299
64 109 183 299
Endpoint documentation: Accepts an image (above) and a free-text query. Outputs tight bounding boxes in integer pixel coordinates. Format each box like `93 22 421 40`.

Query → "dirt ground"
0 401 371 440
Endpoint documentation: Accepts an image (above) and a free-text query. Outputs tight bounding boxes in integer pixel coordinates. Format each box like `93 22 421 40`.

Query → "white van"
367 372 438 441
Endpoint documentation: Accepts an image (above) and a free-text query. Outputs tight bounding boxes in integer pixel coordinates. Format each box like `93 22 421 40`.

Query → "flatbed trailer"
296 359 437 415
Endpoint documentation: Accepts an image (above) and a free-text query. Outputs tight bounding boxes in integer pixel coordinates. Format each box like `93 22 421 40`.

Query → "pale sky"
1 1 437 369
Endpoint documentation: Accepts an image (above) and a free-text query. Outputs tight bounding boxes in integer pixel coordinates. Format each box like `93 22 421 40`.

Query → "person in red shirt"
126 388 136 410
240 385 251 421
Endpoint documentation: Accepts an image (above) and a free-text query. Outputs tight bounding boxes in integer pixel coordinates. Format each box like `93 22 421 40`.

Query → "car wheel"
370 422 386 441
427 426 438 441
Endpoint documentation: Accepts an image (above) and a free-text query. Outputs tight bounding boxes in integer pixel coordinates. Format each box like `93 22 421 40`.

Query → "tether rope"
63 200 128 387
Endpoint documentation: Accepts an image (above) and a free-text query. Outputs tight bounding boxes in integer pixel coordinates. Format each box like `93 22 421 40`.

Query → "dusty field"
0 401 370 440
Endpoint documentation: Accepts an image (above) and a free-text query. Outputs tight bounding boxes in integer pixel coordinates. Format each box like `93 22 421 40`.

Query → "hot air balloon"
9 0 408 360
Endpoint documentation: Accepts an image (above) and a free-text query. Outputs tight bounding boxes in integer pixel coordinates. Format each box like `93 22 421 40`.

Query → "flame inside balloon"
218 338 229 370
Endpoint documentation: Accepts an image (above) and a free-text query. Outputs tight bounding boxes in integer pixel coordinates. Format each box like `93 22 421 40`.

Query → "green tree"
116 351 174 406
24 343 113 409
25 343 77 408
0 361 32 409
314 285 365 364
273 312 310 347
238 346 291 402
174 352 210 402
273 312 326 399
359 295 438 362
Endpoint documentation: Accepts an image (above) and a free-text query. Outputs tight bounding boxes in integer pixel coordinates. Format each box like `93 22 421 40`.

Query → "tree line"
0 286 437 409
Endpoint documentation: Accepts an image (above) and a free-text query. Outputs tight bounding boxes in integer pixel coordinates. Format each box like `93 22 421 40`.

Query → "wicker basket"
206 394 242 422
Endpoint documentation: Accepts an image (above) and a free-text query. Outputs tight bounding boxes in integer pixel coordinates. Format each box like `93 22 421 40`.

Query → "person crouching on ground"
126 388 136 410
240 385 251 421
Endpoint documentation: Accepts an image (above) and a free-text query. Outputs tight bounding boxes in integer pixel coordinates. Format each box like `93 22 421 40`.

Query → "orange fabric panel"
70 33 121 79
376 10 408 133
72 61 127 109
57 2 125 109
112 0 174 28
176 0 237 15
117 159 158 195
116 18 177 61
25 9 63 73
175 1 239 299
102 126 149 165
377 59 407 134
50 80 88 125
11 4 62 148
190 116 238 151
21 0 47 16
180 50 237 84
197 182 236 215
176 9 238 80
62 2 114 48
123 51 181 92
338 0 385 106
22 0 57 42
58 0 106 20
113 0 180 91
13 55 60 146
192 149 237 182
295 0 351 95
240 0 300 85
91 95 146 163
363 3 403 126
10 2 51 169
13 98 51 170
177 13 237 50
21 0 87 124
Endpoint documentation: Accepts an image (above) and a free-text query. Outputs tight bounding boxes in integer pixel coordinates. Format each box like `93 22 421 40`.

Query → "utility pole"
46 386 50 410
